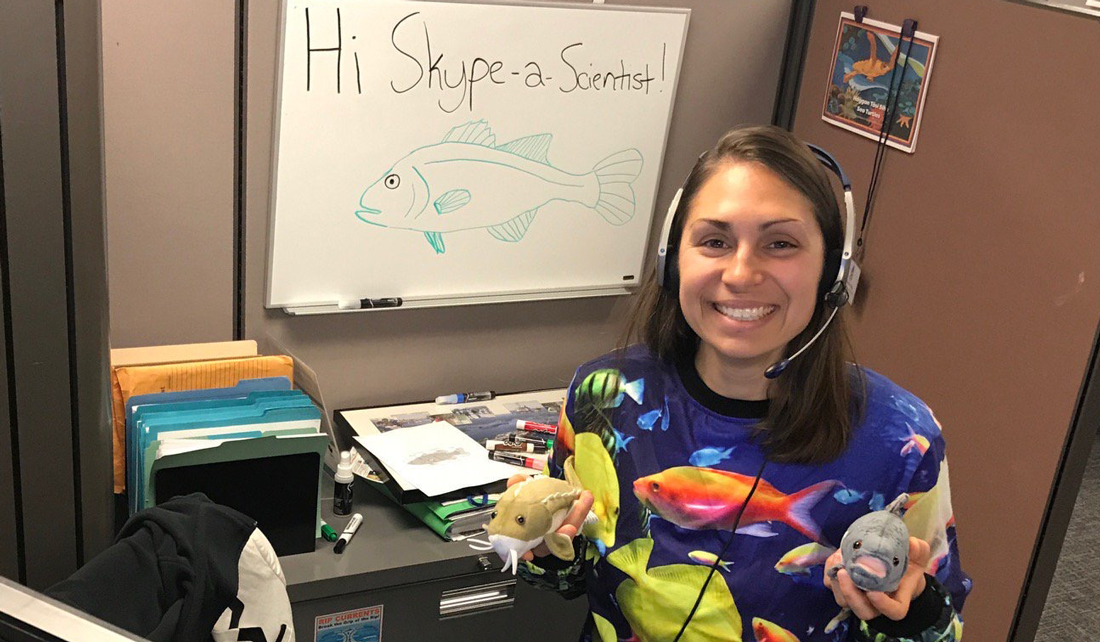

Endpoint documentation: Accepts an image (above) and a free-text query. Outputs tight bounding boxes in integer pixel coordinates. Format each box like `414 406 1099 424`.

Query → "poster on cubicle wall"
822 13 939 153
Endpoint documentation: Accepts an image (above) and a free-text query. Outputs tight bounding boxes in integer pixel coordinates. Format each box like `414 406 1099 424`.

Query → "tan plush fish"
482 457 595 574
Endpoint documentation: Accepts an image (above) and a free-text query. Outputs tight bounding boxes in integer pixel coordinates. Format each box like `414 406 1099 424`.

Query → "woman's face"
677 161 826 372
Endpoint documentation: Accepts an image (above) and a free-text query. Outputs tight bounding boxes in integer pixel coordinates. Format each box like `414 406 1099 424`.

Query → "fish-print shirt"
518 346 970 642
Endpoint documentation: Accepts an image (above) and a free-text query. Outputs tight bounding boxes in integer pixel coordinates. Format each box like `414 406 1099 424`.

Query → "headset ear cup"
819 249 842 299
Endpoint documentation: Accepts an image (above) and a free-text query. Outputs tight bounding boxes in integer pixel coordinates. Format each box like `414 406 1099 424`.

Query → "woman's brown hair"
621 125 864 464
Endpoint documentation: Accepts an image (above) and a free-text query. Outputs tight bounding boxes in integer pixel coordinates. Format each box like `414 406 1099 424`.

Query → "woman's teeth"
714 304 776 321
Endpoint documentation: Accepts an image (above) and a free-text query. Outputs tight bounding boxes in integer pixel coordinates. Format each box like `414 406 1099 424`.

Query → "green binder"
403 499 497 541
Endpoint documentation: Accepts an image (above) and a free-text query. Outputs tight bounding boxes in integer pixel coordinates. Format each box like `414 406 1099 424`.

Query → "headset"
654 143 861 379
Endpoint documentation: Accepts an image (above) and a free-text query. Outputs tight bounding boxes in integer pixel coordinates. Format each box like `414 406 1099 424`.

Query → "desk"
280 477 589 641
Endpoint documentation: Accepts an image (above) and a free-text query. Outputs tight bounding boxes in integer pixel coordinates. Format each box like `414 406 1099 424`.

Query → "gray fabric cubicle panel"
0 0 113 587
0 214 14 581
63 0 117 570
0 0 80 588
792 1 1100 639
102 0 236 348
243 0 798 411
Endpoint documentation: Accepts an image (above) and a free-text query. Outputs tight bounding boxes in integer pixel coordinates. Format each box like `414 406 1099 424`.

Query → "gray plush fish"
829 493 910 593
823 494 911 633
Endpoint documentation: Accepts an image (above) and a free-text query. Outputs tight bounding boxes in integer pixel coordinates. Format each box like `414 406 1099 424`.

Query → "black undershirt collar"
675 353 769 419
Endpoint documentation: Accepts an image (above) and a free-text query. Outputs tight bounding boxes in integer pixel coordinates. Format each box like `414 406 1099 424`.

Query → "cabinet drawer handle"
439 580 516 618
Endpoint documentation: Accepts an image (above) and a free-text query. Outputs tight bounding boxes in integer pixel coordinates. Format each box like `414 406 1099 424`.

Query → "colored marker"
515 420 557 435
487 440 547 454
510 433 554 448
435 391 495 404
334 513 363 554
320 520 338 542
337 298 403 310
490 451 543 470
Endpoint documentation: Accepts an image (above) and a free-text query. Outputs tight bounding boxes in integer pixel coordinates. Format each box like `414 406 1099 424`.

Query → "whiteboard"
266 0 689 313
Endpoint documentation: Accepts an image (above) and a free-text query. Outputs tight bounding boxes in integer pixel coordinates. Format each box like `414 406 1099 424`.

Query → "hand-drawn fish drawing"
355 120 644 254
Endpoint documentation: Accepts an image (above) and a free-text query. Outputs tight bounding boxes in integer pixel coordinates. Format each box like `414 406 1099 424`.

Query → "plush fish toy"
829 493 911 593
472 457 595 574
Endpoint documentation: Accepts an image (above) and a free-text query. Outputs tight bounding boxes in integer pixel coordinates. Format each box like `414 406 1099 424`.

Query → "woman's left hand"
823 537 932 621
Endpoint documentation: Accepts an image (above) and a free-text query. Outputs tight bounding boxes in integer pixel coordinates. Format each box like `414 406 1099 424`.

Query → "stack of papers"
355 422 519 498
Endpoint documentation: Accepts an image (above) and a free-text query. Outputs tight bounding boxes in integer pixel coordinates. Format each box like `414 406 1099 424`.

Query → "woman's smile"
711 301 779 324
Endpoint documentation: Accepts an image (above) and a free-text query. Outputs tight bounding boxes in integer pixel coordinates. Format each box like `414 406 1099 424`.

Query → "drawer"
292 571 588 642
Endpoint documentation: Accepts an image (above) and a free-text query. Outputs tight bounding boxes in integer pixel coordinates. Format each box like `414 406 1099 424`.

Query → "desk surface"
280 475 507 603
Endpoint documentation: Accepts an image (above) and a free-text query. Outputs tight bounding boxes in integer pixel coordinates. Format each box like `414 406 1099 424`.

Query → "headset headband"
655 142 860 309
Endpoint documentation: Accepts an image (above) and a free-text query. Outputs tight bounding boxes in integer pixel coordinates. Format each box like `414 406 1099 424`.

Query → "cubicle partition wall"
0 0 114 588
791 1 1100 640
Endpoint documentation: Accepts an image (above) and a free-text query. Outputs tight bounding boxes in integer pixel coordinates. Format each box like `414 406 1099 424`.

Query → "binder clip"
854 5 868 23
901 19 918 38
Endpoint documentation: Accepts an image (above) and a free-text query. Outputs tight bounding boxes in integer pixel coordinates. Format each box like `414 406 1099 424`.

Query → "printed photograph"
504 401 546 413
429 411 469 425
373 412 433 431
453 405 495 421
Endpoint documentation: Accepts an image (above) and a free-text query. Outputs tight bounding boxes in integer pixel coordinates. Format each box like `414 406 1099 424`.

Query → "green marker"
321 520 338 542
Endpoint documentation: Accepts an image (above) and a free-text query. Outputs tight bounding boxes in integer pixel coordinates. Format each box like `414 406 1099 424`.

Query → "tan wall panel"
793 2 1100 639
244 0 797 412
102 0 235 348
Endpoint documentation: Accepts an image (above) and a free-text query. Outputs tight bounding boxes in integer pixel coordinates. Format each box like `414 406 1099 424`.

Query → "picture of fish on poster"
315 605 382 642
821 13 938 153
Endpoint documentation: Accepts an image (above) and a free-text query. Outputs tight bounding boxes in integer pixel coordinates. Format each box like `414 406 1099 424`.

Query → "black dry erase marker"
337 298 403 310
435 391 495 405
334 513 363 554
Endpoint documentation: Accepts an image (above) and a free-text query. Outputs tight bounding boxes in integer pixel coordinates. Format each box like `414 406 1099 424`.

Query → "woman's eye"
701 238 728 250
768 240 797 250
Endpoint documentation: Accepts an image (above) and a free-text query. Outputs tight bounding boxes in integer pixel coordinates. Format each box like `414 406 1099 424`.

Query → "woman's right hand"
505 474 594 561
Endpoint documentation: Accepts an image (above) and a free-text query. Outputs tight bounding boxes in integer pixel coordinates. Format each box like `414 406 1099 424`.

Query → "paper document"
355 422 518 497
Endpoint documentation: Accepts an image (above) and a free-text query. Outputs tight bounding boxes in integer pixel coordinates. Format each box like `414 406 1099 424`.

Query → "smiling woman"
626 126 853 464
514 126 971 642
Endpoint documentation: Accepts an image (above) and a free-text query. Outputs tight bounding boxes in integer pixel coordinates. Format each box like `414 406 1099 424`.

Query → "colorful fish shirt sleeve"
517 346 971 642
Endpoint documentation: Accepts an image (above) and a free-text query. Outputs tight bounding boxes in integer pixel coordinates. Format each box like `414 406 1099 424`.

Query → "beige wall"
792 1 1100 640
102 0 235 347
